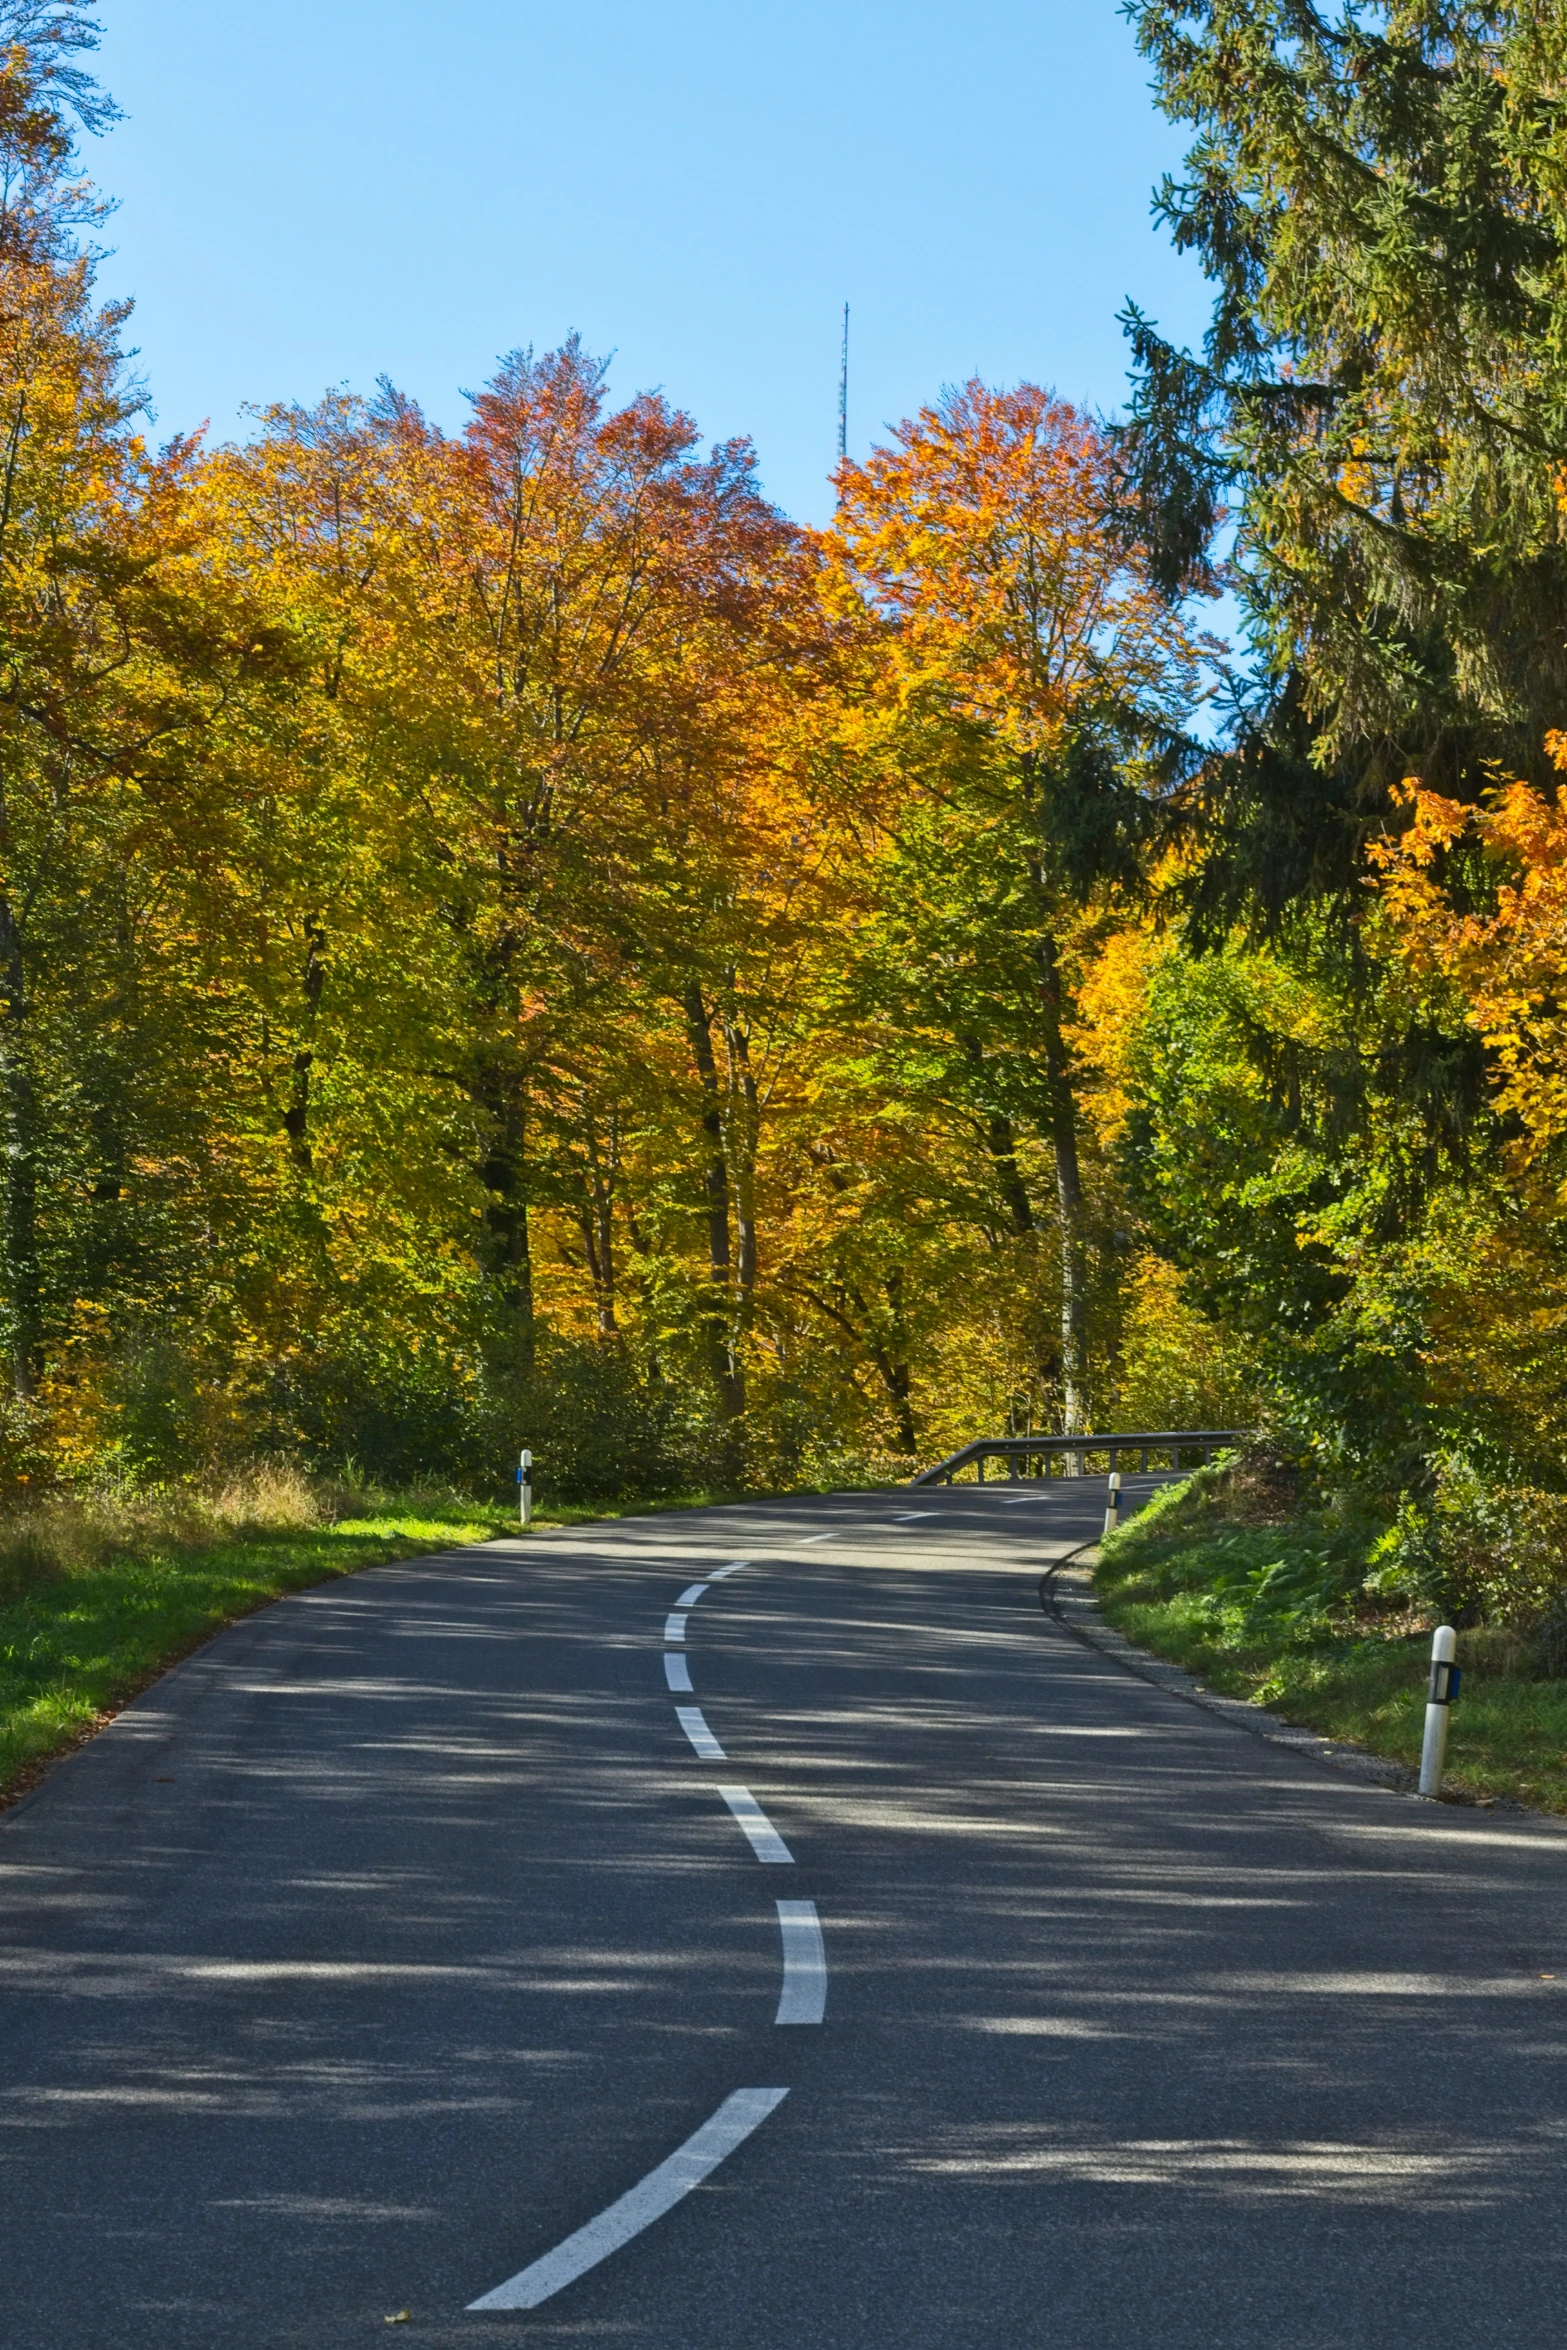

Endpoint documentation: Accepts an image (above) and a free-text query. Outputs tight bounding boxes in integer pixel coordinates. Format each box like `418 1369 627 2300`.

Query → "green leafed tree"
1118 0 1567 871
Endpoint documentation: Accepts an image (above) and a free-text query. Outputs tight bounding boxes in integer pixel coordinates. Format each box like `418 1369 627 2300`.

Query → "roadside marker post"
1102 1470 1122 1539
517 1448 533 1529
1418 1624 1461 1798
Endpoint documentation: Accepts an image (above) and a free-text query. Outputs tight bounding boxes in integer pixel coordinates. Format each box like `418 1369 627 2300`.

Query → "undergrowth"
1096 1463 1567 1815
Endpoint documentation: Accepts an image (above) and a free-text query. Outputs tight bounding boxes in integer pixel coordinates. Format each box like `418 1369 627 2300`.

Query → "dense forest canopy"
4 0 1567 1534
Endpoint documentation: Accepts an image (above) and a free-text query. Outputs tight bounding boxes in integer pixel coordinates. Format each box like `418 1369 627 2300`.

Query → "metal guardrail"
911 1431 1248 1486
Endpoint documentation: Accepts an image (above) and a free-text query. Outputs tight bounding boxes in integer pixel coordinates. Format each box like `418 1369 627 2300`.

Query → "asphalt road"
3 1479 1566 2348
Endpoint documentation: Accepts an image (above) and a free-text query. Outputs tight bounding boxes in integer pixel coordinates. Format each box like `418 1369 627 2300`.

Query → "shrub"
1099 1443 1377 1645
0 1468 340 1607
1367 1458 1567 1630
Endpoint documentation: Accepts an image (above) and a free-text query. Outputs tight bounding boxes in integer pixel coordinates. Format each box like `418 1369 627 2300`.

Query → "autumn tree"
830 380 1208 1433
447 341 847 1440
0 8 293 1433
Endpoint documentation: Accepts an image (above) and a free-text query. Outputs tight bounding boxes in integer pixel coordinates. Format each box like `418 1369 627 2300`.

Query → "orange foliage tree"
1374 740 1567 1160
148 342 864 1480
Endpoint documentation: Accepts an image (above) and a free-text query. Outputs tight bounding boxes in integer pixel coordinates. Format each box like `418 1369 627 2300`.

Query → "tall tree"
831 381 1207 1430
0 14 281 1415
1119 0 1567 824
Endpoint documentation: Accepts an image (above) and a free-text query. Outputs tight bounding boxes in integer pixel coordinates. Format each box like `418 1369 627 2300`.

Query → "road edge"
1040 1549 1416 1795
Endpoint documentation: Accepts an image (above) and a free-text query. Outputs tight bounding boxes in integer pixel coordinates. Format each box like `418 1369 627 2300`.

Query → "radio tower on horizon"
837 302 849 470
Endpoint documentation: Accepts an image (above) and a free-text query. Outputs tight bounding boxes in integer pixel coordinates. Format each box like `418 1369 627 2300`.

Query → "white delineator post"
1102 1470 1122 1540
1418 1624 1459 1798
518 1447 533 1529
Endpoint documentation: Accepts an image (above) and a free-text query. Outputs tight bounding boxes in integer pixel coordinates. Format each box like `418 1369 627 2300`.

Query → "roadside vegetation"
1097 1454 1567 1815
0 1467 524 1804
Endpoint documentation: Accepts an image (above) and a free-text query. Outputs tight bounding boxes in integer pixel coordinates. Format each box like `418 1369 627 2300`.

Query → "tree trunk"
875 1267 917 1453
280 920 325 1176
624 1202 660 1381
576 1108 619 1339
724 1011 759 1294
576 1196 617 1336
1031 921 1090 1435
473 1056 536 1382
870 1346 918 1453
0 891 39 1399
985 1109 1035 1238
683 980 745 1420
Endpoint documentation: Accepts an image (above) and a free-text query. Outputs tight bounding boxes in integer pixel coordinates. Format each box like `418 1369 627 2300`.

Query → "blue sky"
91 0 1212 529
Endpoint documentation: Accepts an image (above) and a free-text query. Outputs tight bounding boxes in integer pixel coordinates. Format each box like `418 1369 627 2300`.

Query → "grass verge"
1095 1470 1567 1815
0 1488 512 1808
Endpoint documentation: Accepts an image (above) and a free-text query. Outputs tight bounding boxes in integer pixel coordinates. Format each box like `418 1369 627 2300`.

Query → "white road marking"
891 1511 935 1521
664 1652 693 1692
467 2087 790 2310
663 1613 688 1643
709 1561 748 1578
676 1582 709 1607
798 1532 837 1544
676 1706 726 1760
718 1785 794 1863
774 1900 827 2024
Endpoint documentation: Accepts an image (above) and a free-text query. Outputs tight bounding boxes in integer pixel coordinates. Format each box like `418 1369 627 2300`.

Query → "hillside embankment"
1096 1460 1567 1814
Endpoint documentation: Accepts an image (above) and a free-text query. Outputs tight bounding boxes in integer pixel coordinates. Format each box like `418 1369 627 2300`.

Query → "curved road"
2 1481 1565 2346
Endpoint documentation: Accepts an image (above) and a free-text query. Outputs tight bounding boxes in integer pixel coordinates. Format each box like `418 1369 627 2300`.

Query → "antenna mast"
837 302 849 467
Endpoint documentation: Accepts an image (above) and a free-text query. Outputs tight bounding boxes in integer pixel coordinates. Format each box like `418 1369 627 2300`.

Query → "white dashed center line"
774 1900 827 2024
467 2088 790 2310
709 1561 749 1578
718 1786 794 1863
664 1652 693 1692
891 1511 935 1521
663 1612 688 1643
676 1706 726 1760
675 1582 709 1607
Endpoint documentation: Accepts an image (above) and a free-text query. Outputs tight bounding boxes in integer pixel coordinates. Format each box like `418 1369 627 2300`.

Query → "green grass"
1096 1471 1567 1814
